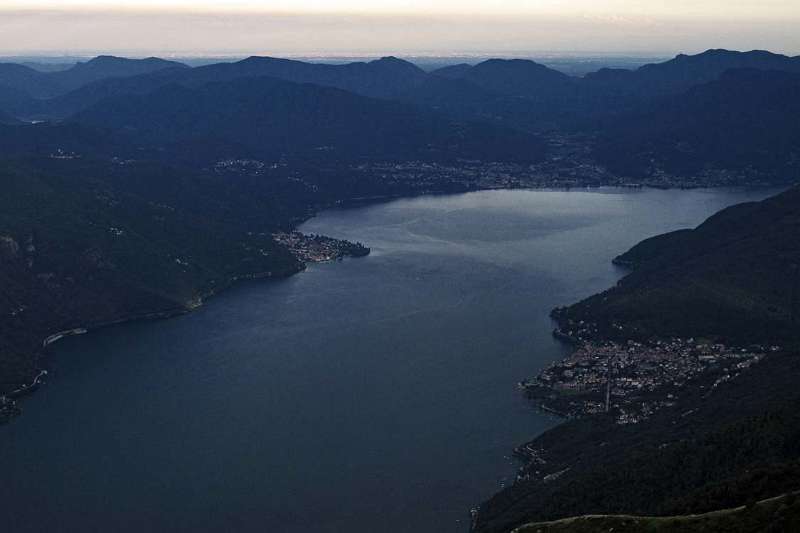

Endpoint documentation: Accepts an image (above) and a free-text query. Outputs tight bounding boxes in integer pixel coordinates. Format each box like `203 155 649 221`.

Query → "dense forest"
556 186 800 345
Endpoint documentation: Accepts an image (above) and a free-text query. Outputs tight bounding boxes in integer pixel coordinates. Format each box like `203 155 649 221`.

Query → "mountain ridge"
594 68 800 181
0 55 187 101
71 74 546 164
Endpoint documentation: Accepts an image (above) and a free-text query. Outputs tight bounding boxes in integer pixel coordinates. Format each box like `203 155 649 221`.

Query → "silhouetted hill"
419 59 605 130
189 55 428 99
52 55 188 92
595 69 800 181
41 56 576 126
433 58 575 99
584 49 800 99
72 75 545 163
0 56 186 98
0 157 301 385
8 49 800 128
557 185 800 344
0 63 62 98
40 66 191 119
26 50 800 136
39 55 429 118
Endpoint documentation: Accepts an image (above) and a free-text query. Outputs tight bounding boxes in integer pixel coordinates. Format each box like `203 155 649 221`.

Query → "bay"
0 187 777 532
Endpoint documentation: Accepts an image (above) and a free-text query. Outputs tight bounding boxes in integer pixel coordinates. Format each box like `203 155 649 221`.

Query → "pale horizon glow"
1 1 798 56
3 1 800 19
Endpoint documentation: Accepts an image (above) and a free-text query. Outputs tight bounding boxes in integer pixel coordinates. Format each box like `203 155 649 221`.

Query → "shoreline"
2 184 789 530
1 183 781 423
2 225 376 425
0 267 299 424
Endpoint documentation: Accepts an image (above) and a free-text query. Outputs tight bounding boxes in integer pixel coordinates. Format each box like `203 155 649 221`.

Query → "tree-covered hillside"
475 185 800 533
595 70 800 181
556 185 800 344
0 158 301 389
72 75 545 164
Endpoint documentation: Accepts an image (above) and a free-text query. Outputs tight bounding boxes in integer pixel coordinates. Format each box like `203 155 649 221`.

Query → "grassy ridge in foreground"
515 491 800 533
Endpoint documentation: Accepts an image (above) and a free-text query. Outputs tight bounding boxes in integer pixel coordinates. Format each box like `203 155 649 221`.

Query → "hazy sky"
1 1 798 56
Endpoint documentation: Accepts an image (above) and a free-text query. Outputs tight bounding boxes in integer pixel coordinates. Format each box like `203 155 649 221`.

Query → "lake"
0 187 777 532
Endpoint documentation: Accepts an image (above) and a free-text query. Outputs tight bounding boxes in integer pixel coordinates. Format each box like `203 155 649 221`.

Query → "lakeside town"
210 133 782 197
350 134 781 192
272 231 370 264
521 331 777 425
507 327 780 489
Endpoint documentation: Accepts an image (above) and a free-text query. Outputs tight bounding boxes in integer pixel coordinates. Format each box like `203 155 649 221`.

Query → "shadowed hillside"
0 158 302 389
72 75 545 164
556 185 800 344
515 491 800 533
595 69 800 181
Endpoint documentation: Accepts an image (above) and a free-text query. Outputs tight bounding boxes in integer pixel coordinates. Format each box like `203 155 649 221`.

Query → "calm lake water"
1 187 778 533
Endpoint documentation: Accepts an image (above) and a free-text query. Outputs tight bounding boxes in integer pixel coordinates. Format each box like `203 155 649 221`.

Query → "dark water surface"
1 188 777 533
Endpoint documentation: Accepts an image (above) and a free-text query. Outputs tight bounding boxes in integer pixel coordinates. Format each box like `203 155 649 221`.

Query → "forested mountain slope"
557 185 800 344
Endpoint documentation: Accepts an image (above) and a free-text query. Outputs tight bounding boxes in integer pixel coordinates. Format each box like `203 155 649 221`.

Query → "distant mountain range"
71 75 544 164
596 69 800 179
49 55 189 92
4 48 798 120
584 49 800 99
1 48 797 183
18 55 429 119
0 55 186 99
